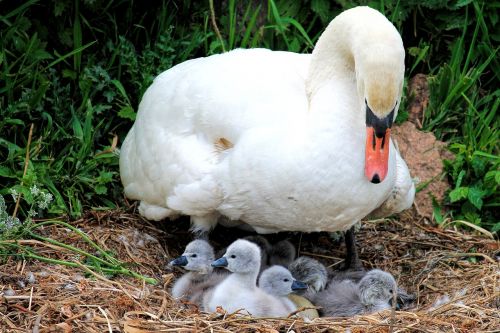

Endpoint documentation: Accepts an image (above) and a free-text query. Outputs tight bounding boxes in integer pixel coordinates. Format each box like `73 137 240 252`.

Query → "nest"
1 209 499 332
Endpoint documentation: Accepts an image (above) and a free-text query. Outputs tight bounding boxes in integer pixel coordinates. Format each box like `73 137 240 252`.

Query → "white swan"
120 6 415 234
204 239 290 317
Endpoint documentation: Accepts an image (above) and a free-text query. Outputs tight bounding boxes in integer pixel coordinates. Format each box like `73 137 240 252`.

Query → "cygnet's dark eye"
389 289 393 294
191 254 197 258
230 255 236 259
284 279 289 282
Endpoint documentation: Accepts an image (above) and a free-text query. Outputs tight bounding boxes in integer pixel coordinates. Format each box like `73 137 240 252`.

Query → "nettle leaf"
467 186 484 210
455 170 466 188
98 171 114 184
118 105 136 120
94 184 108 195
471 156 486 177
449 186 468 202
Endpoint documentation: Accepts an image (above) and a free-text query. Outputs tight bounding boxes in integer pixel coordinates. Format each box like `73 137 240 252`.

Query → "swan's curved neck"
305 7 404 113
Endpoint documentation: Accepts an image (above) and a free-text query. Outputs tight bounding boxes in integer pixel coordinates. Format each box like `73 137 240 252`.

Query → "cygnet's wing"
313 280 365 317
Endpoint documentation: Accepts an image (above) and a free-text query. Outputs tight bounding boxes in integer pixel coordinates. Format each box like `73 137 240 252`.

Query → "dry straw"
1 210 498 332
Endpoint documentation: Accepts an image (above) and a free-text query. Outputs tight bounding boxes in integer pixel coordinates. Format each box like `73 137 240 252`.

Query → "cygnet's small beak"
365 105 394 184
389 296 401 310
211 257 228 267
170 255 188 267
291 280 308 291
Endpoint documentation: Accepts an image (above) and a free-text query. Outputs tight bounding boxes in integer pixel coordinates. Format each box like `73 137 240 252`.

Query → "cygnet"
169 240 217 299
288 256 329 293
204 239 291 317
313 269 396 317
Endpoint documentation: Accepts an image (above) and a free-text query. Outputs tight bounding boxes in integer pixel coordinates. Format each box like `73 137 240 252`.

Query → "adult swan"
120 6 415 267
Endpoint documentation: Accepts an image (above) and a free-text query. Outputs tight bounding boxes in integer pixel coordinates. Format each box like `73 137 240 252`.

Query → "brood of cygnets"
313 269 396 317
289 256 329 293
120 7 415 271
204 240 290 317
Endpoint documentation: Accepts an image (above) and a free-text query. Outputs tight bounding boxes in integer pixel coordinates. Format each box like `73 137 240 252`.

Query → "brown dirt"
407 74 429 129
1 210 498 332
393 121 453 219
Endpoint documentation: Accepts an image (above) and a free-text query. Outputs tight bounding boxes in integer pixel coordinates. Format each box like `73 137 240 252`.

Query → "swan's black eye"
389 289 393 294
230 255 236 259
191 254 197 258
284 279 289 282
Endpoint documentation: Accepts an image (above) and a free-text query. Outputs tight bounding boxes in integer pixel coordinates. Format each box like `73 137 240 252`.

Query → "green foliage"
0 0 498 232
0 188 156 283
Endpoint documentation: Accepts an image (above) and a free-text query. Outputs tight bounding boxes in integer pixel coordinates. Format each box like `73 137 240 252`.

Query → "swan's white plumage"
120 6 415 233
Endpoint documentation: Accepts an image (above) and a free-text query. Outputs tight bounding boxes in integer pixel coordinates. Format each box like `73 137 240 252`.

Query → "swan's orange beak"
365 127 390 183
365 105 394 184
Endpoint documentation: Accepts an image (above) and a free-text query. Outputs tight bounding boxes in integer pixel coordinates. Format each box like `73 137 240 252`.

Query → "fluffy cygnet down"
170 239 228 304
313 269 396 317
259 265 319 320
288 256 329 293
258 265 307 312
268 240 296 267
204 239 291 317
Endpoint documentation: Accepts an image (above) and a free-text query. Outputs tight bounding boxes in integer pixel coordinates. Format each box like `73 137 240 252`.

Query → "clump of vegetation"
0 185 156 284
1 0 498 232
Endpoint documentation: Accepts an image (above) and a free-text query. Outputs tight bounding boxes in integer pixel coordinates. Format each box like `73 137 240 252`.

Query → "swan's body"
120 6 415 233
205 240 290 317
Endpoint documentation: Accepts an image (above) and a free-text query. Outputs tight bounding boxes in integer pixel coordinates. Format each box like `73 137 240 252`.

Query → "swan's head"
259 265 308 297
169 240 215 274
358 45 404 184
358 269 396 307
212 239 261 274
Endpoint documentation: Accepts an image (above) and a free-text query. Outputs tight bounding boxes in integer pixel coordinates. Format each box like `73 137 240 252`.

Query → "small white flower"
30 185 40 196
28 209 37 218
10 188 18 201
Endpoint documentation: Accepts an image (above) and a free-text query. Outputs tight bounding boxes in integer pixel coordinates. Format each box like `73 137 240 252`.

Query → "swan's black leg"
343 226 363 271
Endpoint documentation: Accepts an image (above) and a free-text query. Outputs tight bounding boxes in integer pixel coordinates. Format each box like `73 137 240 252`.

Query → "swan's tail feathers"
166 175 223 228
138 201 176 221
190 212 220 236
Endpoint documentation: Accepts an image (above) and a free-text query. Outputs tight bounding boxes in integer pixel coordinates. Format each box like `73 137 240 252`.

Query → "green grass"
1 0 498 238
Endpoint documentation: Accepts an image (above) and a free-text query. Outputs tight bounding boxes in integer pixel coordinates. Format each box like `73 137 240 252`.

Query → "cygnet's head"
169 240 214 274
288 256 328 293
268 240 296 267
358 269 396 306
259 265 307 297
212 239 261 274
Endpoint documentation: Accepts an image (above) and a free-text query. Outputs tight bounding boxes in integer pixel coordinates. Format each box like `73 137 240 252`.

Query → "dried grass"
1 209 499 333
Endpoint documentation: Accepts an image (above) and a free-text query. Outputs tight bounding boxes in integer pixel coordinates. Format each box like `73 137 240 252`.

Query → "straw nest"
1 209 498 333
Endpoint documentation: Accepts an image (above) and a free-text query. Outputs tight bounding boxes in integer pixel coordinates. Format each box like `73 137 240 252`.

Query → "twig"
12 123 34 218
209 0 226 52
98 306 113 333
